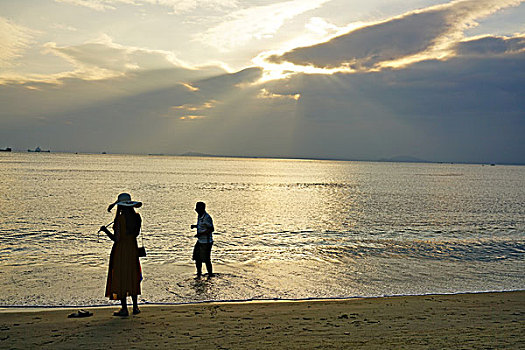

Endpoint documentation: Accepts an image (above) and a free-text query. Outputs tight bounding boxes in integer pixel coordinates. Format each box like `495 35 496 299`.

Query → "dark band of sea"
1 152 524 307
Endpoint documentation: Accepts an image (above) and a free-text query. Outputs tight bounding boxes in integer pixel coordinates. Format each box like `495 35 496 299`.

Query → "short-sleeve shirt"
196 211 214 244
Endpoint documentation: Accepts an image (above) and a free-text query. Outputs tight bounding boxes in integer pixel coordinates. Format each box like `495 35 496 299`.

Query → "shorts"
192 242 213 263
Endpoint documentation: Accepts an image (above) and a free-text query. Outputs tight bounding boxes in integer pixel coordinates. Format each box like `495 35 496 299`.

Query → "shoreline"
1 291 523 348
1 289 523 312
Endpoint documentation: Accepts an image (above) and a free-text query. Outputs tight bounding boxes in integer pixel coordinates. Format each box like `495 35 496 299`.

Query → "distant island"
179 152 433 163
377 155 430 163
180 152 222 157
0 147 11 152
179 152 289 159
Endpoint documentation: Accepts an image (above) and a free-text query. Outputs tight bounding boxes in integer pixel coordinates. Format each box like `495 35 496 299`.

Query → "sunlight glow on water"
0 153 524 306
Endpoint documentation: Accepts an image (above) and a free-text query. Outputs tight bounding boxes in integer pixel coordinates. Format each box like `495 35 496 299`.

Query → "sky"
0 0 524 163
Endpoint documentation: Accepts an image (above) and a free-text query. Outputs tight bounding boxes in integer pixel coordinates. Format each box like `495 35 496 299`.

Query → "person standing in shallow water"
100 193 143 316
191 202 214 277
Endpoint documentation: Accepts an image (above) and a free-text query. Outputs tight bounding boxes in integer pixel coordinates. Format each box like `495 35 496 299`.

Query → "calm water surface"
0 152 524 306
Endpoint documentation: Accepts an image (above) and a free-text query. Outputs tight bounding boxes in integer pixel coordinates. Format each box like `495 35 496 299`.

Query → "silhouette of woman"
100 193 143 316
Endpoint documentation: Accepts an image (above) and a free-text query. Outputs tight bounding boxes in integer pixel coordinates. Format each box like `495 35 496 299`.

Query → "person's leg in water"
114 297 129 316
205 261 213 276
132 295 140 314
205 243 214 277
193 242 202 277
195 260 203 277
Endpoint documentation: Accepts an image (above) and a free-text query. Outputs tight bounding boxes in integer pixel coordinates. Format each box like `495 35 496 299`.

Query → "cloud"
152 0 238 14
0 32 231 85
0 17 35 67
170 99 219 120
1 1 523 163
265 0 524 71
55 0 118 11
179 115 206 120
191 67 262 92
51 23 78 32
7 34 192 83
1 43 523 162
180 82 199 91
0 61 230 129
256 45 525 162
304 17 340 36
454 35 525 56
257 88 300 101
0 64 258 127
55 0 238 14
198 0 330 51
0 65 263 154
172 100 218 111
45 34 182 71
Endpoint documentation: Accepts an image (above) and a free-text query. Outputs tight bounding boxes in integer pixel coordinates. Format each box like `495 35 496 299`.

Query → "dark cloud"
454 35 525 56
260 49 525 163
268 10 448 69
266 0 523 69
0 65 262 154
0 65 227 120
192 67 263 92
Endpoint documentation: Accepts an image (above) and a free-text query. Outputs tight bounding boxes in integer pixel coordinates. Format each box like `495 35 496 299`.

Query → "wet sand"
1 291 523 349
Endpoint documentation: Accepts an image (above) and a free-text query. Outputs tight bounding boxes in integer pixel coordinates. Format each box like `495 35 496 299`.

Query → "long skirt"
105 239 142 300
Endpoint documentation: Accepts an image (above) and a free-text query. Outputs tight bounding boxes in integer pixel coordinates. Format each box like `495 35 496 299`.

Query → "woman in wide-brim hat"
100 193 143 316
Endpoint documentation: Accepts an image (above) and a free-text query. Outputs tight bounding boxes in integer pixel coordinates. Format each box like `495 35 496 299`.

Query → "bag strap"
139 227 145 248
136 213 145 248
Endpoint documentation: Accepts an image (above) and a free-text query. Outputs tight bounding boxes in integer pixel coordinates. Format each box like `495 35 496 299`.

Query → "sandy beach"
0 291 523 349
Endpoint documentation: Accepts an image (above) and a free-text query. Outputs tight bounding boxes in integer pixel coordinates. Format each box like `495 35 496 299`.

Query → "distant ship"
28 146 50 153
0 147 11 152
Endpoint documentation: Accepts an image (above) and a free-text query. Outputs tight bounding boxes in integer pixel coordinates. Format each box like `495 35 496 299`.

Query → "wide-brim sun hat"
111 193 142 208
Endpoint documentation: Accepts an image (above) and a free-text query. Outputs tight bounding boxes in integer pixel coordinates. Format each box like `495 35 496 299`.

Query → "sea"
0 152 524 307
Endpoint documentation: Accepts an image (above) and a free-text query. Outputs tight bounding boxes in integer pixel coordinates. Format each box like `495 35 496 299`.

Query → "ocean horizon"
4 149 523 166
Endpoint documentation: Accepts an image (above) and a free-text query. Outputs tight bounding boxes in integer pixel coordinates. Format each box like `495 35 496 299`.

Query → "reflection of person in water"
191 202 214 277
100 193 143 316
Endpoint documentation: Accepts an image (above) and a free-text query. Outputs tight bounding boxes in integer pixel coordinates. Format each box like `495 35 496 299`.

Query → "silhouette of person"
191 202 214 277
100 193 143 316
